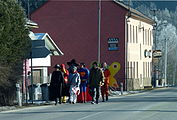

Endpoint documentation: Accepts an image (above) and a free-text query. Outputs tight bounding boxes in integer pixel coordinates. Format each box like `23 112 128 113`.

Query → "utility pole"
151 9 158 87
27 0 30 19
173 62 176 86
27 0 34 104
98 0 101 64
151 9 158 49
25 59 28 104
164 38 168 86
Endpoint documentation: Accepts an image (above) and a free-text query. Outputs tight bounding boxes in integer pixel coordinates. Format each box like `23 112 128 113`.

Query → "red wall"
31 1 127 85
100 1 127 84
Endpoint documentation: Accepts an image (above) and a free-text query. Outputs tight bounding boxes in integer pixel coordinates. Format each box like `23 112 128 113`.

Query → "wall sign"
144 49 152 58
153 50 162 58
108 38 119 51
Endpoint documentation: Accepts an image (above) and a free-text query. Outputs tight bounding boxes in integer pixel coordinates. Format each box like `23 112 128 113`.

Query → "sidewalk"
0 89 149 112
0 106 17 112
109 90 145 96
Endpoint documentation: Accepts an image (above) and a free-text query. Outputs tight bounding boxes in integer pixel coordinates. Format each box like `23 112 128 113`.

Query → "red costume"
60 64 69 103
101 68 111 102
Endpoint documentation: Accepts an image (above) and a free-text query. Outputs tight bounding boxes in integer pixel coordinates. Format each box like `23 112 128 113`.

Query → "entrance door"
33 70 42 84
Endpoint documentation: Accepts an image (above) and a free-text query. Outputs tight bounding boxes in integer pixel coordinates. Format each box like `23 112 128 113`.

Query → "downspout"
125 16 128 91
125 9 131 91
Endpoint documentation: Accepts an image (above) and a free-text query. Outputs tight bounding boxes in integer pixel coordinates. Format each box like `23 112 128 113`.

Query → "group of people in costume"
49 59 111 105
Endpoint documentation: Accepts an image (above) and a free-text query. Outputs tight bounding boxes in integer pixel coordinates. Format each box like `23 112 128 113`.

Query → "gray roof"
26 19 39 28
113 0 154 24
29 32 64 56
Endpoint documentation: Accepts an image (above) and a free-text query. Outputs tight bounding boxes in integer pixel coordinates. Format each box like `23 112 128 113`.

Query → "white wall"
126 17 153 88
29 55 51 67
28 55 51 84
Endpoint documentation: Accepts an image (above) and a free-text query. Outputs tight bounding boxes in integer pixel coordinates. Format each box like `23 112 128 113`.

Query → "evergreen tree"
0 0 30 105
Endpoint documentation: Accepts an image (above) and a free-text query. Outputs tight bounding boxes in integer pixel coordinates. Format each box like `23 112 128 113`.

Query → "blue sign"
108 38 119 51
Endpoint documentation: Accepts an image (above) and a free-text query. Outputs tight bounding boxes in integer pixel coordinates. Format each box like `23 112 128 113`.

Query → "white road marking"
77 112 103 120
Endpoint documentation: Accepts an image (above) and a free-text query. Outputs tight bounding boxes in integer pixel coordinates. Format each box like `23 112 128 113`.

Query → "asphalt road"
1 87 177 120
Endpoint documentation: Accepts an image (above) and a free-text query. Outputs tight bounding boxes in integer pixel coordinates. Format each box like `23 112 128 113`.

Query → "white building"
125 7 154 90
28 32 63 84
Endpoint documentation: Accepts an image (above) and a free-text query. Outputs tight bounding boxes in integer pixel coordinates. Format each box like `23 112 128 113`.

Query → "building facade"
31 0 154 90
126 17 153 90
27 32 63 84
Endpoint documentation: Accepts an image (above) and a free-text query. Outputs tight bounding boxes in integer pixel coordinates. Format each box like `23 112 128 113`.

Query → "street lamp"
25 19 39 104
164 38 168 86
152 21 167 87
155 21 167 87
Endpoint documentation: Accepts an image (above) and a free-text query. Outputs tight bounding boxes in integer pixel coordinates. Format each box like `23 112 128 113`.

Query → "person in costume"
68 66 81 104
88 62 104 104
60 64 69 103
101 62 111 102
77 63 89 103
50 64 64 105
67 59 79 73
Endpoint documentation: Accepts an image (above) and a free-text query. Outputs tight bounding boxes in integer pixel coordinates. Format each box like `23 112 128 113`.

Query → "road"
1 87 177 120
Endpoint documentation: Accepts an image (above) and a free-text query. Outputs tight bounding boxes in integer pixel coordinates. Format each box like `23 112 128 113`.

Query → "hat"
92 61 98 66
67 59 79 66
60 64 66 69
54 64 61 69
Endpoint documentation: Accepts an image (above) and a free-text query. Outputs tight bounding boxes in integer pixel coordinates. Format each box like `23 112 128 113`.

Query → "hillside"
132 1 177 11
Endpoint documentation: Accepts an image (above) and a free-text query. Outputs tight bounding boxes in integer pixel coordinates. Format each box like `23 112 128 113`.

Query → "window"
150 30 152 45
127 62 129 78
143 29 144 45
137 62 138 78
146 62 148 77
147 62 149 77
140 43 142 60
133 62 135 78
136 26 138 43
130 62 132 79
145 29 147 45
133 26 135 43
143 62 145 78
149 62 151 77
147 30 149 45
130 25 132 43
127 25 129 43
150 62 152 77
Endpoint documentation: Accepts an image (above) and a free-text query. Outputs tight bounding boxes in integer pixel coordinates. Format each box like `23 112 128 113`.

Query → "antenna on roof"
128 0 131 18
150 9 158 29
